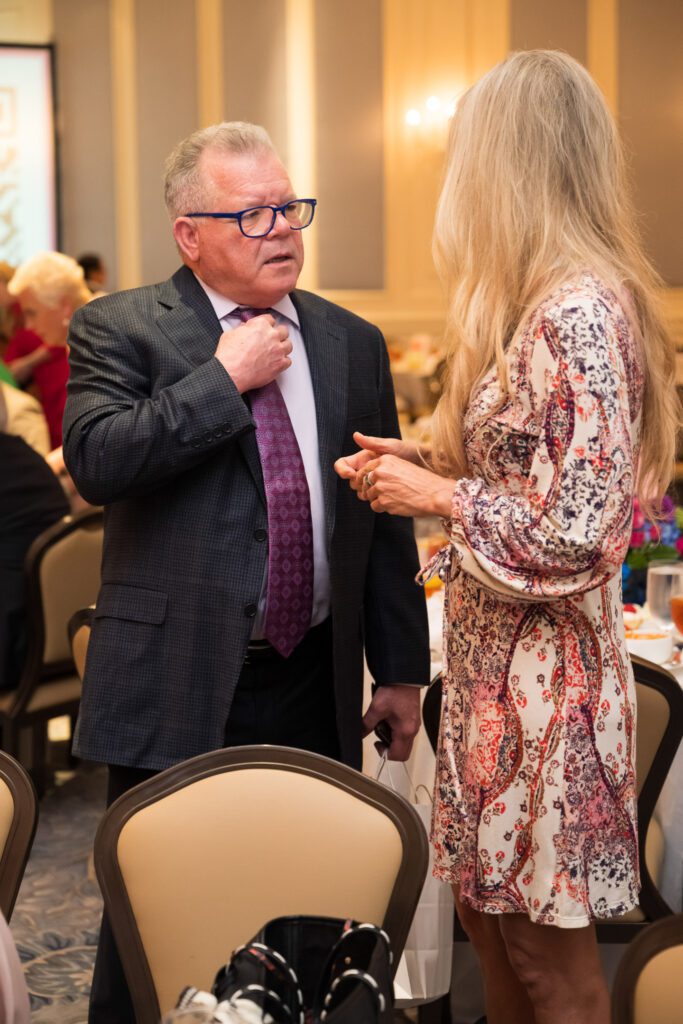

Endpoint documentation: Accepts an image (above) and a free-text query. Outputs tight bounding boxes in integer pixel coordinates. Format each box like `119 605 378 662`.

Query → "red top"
4 329 69 448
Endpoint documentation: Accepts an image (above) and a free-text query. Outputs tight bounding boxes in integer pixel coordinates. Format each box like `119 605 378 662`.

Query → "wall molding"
110 0 141 290
286 0 318 291
195 0 223 128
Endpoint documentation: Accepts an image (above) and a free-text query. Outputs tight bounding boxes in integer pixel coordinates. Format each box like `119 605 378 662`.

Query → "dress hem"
433 866 640 929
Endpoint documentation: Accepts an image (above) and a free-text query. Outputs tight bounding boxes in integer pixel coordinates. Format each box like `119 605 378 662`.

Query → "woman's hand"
357 455 455 517
334 431 427 494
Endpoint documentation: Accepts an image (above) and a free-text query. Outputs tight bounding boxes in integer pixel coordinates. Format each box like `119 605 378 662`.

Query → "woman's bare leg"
498 913 609 1024
452 887 536 1024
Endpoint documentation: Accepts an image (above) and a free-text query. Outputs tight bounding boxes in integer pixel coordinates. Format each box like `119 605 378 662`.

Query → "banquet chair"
68 606 94 681
94 744 429 1024
611 913 683 1024
0 510 103 792
0 751 38 919
597 655 683 940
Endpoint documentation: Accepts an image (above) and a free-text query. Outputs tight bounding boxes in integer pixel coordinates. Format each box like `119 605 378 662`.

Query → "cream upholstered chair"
0 751 38 919
611 914 683 1024
596 655 683 940
68 607 94 681
0 510 103 791
95 744 429 1024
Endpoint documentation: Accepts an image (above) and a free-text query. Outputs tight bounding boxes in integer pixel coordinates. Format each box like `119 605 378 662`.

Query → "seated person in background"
45 445 92 514
0 381 50 456
0 261 43 372
5 252 91 449
76 252 108 296
0 424 69 690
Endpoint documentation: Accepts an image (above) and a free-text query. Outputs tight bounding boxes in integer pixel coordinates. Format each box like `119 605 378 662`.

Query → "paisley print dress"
429 275 643 927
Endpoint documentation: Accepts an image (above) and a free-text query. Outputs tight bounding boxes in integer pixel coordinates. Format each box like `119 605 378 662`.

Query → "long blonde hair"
431 49 678 514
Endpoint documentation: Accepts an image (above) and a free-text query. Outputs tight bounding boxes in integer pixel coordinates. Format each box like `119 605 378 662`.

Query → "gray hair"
163 121 275 220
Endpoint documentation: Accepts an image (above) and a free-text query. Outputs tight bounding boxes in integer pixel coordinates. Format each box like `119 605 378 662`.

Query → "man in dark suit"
63 121 429 1022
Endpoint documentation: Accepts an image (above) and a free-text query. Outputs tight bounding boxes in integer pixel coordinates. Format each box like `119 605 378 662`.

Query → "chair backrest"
68 607 94 681
630 657 683 917
95 745 428 1024
0 753 38 920
612 914 683 1024
35 511 103 666
14 510 103 707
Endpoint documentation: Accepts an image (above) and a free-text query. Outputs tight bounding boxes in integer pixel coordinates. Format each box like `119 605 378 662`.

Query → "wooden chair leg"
417 994 452 1023
67 713 79 766
30 723 48 798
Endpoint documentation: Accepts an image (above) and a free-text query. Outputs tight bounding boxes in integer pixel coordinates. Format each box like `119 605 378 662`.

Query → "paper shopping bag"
394 801 454 1005
376 759 454 1007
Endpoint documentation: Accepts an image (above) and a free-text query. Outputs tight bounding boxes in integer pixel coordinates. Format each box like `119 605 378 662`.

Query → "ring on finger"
364 471 375 488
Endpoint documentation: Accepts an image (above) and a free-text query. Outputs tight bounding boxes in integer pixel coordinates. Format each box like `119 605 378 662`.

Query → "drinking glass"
645 563 683 631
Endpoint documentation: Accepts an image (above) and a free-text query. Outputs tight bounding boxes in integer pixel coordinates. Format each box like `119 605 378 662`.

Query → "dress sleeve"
4 328 43 363
445 295 640 602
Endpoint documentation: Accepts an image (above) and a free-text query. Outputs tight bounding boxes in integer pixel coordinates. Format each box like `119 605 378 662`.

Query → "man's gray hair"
163 121 275 220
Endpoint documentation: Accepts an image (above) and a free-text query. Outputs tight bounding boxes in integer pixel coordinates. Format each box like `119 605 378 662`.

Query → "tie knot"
237 307 271 323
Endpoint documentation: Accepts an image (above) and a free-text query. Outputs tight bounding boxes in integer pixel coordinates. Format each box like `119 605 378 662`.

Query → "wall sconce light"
404 94 458 129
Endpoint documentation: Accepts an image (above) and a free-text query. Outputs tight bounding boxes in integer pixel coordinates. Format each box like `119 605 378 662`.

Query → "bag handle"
375 753 433 804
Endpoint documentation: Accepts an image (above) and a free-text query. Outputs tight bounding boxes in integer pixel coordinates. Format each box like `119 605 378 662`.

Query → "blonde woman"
336 50 678 1024
6 252 90 448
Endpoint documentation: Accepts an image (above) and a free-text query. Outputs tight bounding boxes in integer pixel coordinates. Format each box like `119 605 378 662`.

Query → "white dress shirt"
195 275 331 636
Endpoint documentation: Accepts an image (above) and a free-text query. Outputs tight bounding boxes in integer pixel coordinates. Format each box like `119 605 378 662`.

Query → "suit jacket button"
254 528 267 541
213 430 223 439
244 603 258 618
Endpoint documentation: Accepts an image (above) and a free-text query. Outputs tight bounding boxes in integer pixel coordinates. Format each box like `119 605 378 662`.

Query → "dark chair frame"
611 913 683 1023
67 606 95 679
0 509 103 791
95 744 429 1024
0 750 38 920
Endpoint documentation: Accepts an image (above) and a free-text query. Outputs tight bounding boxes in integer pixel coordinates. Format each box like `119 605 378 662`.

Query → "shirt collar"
193 273 300 329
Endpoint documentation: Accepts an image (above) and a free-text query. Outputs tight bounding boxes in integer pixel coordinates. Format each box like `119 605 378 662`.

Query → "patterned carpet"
11 763 106 1023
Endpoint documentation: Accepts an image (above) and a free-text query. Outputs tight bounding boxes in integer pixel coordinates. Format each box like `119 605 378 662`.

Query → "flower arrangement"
622 495 683 604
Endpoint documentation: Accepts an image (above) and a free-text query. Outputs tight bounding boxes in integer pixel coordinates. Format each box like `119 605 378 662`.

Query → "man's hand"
215 314 292 393
363 684 422 761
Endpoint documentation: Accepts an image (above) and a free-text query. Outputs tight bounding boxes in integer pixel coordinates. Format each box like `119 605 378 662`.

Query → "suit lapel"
156 267 266 504
155 267 223 365
293 291 348 544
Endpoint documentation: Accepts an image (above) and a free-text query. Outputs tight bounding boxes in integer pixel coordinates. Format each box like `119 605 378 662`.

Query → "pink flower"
630 529 645 548
676 536 683 556
632 499 645 530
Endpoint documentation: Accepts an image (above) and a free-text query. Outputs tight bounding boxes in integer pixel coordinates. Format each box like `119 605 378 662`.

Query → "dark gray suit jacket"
63 266 429 771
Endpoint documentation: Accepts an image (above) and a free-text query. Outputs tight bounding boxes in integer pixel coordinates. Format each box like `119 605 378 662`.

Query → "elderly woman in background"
5 252 90 449
337 50 678 1024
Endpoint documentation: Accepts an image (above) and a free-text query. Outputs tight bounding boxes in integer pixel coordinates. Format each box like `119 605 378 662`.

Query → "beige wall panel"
53 0 117 286
315 0 384 290
619 0 683 286
135 0 197 285
383 0 469 302
0 0 52 42
510 0 587 63
222 0 288 162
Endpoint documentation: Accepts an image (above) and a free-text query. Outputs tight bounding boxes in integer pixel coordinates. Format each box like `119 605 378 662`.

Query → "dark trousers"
89 619 338 1023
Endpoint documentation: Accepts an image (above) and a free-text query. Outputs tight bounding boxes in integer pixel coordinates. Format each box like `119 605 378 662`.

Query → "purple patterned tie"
238 308 314 657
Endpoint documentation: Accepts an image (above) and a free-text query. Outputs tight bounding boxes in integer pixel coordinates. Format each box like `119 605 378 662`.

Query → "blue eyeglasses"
185 198 317 238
